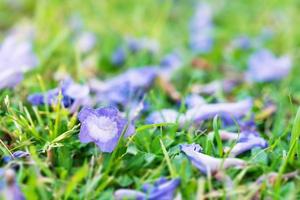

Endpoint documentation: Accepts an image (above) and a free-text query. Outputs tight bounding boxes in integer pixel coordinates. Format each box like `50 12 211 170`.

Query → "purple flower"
158 52 183 80
185 99 253 124
219 122 268 157
230 35 252 50
3 151 30 163
0 34 38 90
28 78 90 112
75 31 96 53
146 109 184 124
225 134 268 157
92 67 157 107
125 37 160 54
114 177 180 200
111 47 126 66
246 49 292 82
0 169 24 200
184 94 206 109
189 3 214 53
191 79 238 95
78 106 135 152
180 143 246 175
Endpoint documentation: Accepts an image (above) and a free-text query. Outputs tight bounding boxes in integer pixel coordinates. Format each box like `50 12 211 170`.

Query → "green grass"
1 0 300 199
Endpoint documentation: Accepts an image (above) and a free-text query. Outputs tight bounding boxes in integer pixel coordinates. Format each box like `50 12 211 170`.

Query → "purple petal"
114 189 146 200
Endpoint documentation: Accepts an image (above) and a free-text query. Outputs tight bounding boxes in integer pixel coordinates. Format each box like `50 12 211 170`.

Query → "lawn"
0 0 300 199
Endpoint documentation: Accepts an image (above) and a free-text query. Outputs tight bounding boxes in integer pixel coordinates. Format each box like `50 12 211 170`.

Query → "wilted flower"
184 94 206 109
246 49 292 82
180 143 246 175
125 36 160 54
3 151 30 163
219 121 268 157
185 99 253 124
111 47 126 66
158 52 182 80
0 169 24 200
146 109 184 124
114 177 180 200
92 67 157 107
28 78 90 112
75 31 96 53
191 79 238 95
0 34 38 90
189 3 214 53
78 106 135 152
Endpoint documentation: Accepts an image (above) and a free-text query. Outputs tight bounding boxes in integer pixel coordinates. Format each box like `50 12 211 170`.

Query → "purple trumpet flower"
185 99 253 124
75 31 96 53
189 3 214 53
246 49 292 82
218 122 268 157
0 169 24 200
184 94 206 109
146 109 185 124
158 52 182 80
91 67 158 107
125 37 160 54
0 34 38 90
111 47 126 66
78 106 135 152
3 150 30 163
114 177 180 200
191 79 238 95
28 78 90 113
180 143 246 175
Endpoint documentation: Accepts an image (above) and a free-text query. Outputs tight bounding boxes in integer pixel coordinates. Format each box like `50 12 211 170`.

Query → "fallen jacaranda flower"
158 51 183 80
3 151 30 163
180 143 246 175
220 121 268 157
246 49 292 82
191 79 239 95
28 78 90 113
111 47 126 66
0 34 38 90
78 106 135 152
91 67 157 107
114 177 180 200
146 109 185 124
225 134 268 157
189 3 214 54
184 99 253 124
75 31 96 53
184 94 206 109
0 169 24 200
125 36 160 55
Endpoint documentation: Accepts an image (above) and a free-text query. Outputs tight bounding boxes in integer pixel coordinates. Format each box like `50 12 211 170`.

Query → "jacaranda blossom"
0 169 24 200
191 79 239 95
158 52 182 80
78 106 135 152
184 94 206 109
185 99 253 124
0 34 38 90
125 36 160 55
180 143 246 175
75 31 96 53
28 78 90 113
114 177 180 200
92 67 157 107
221 121 268 157
189 3 214 53
111 47 126 66
146 109 184 124
2 150 30 163
246 49 292 82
